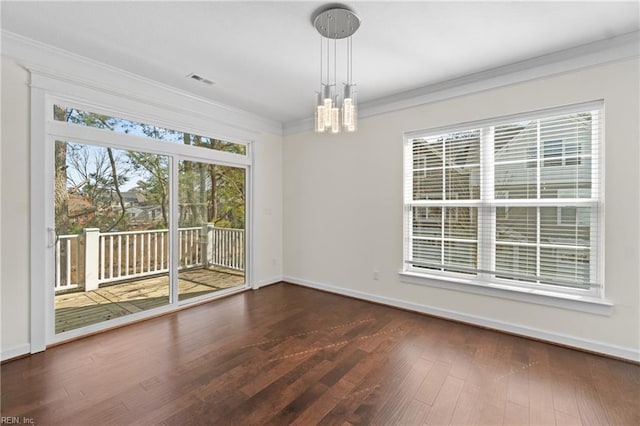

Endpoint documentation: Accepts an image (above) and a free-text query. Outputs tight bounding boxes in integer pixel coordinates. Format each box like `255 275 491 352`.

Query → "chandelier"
313 6 361 133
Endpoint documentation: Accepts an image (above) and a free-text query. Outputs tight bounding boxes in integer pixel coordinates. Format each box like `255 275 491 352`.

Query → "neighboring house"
127 205 165 226
68 194 97 225
118 189 148 208
111 189 147 211
126 206 145 220
107 189 165 228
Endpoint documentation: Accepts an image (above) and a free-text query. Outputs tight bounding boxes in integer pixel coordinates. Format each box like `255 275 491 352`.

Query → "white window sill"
399 271 613 316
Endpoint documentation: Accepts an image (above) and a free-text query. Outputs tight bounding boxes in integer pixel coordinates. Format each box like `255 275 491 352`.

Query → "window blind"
404 101 602 294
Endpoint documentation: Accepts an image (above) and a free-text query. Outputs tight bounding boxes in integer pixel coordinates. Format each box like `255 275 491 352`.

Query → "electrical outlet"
373 270 380 280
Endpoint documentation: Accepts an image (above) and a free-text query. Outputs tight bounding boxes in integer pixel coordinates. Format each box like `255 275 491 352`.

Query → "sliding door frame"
30 76 254 351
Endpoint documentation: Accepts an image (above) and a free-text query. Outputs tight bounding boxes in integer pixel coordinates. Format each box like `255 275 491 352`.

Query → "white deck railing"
210 227 245 271
55 234 81 292
98 228 171 284
55 225 244 293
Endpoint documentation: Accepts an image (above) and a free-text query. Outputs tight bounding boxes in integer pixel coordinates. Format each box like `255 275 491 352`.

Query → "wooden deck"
55 268 244 333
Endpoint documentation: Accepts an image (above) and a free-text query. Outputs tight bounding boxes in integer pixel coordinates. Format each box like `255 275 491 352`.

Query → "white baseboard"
1 343 31 362
283 275 639 363
253 276 283 289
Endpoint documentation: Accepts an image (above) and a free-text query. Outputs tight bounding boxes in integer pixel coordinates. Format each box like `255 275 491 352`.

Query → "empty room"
1 1 639 424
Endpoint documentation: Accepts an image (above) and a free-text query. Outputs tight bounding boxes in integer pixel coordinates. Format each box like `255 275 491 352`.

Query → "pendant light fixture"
313 5 360 133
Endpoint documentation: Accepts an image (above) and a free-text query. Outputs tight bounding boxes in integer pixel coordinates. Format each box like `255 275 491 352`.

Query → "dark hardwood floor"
2 283 639 425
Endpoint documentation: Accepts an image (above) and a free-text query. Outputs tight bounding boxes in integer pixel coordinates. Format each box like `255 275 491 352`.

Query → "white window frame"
401 101 611 315
30 73 255 351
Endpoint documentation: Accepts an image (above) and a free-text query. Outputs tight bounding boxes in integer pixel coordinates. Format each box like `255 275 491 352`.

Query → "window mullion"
536 119 541 199
405 201 414 271
441 207 445 271
536 120 542 282
479 126 495 279
441 141 446 270
590 109 601 296
403 137 414 269
536 206 541 282
169 156 179 305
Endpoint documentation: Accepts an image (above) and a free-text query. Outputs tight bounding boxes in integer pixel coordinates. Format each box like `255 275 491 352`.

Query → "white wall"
1 59 31 359
253 132 284 287
283 58 640 361
0 56 284 360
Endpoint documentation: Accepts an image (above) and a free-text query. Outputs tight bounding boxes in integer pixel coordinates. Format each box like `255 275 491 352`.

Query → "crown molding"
1 30 283 137
284 30 640 136
3 29 637 138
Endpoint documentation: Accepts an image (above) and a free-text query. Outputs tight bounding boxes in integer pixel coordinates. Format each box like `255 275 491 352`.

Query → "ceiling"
2 1 638 127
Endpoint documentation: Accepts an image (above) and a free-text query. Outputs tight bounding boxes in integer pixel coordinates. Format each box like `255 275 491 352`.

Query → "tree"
175 134 245 229
203 138 246 228
211 164 245 228
180 133 204 225
54 106 70 234
128 152 169 227
56 108 133 232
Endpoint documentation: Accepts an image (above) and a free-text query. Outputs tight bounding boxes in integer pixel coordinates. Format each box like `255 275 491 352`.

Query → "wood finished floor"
2 283 639 425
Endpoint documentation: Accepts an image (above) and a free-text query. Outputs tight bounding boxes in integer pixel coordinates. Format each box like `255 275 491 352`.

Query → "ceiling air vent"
186 73 214 85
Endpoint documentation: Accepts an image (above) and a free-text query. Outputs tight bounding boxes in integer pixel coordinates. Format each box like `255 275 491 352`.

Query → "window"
403 101 602 298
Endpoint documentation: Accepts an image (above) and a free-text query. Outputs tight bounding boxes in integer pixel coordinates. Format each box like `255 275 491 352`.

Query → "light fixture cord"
349 36 353 84
326 13 330 91
347 16 352 85
327 37 330 88
320 34 323 86
346 35 350 85
333 38 338 100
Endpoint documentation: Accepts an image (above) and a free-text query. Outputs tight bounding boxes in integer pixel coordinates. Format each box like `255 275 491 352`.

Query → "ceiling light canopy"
313 5 360 134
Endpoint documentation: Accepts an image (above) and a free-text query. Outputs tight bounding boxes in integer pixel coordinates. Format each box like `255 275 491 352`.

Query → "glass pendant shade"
323 98 333 129
331 106 340 133
315 93 325 132
322 84 333 129
342 84 357 132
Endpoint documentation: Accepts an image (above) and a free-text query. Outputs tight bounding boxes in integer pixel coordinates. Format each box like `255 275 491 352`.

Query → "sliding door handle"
47 227 56 248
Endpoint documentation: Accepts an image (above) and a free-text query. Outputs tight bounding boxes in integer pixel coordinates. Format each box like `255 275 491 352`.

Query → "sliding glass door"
49 104 250 338
54 140 171 333
177 161 246 301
